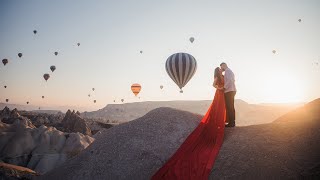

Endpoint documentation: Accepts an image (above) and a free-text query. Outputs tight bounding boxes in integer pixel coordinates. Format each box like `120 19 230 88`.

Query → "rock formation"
61 110 92 135
0 107 95 175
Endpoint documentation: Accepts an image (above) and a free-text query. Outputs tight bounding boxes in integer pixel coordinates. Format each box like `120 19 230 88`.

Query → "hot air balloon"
4 86 7 88
298 19 302 22
165 52 197 93
189 37 195 43
88 94 91 97
54 52 58 56
18 53 23 58
38 107 41 110
2 59 8 66
121 99 124 102
272 50 276 54
94 100 96 103
113 100 116 102
140 50 143 54
77 43 80 46
33 30 37 34
26 101 29 104
131 83 141 96
50 65 56 72
6 99 9 102
43 73 50 81
92 88 95 91
160 85 163 89
42 96 44 99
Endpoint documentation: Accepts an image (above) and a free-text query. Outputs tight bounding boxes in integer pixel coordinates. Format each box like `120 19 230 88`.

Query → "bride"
152 67 226 180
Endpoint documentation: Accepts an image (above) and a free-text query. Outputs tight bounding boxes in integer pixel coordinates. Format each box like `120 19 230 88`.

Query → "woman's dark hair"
214 67 222 84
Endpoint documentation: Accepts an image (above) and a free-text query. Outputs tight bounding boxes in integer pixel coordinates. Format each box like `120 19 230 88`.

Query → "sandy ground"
210 99 320 179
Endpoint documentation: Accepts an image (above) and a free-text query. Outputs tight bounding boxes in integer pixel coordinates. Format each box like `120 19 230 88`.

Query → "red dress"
152 79 226 180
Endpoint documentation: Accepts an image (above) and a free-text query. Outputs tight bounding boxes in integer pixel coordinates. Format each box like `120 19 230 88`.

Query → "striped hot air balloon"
131 83 141 96
165 52 197 93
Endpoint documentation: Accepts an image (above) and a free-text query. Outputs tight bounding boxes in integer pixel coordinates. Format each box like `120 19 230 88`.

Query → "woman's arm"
213 77 224 90
213 78 223 90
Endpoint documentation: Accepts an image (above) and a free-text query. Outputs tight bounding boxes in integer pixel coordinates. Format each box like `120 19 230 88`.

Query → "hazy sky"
0 0 319 111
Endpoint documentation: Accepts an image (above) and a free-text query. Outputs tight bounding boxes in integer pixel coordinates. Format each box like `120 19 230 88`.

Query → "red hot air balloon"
131 83 141 96
43 73 50 81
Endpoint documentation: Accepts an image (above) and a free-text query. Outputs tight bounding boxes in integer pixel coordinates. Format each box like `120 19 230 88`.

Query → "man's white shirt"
224 68 237 93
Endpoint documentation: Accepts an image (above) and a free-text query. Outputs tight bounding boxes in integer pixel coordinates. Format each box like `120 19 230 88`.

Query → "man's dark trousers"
224 91 236 125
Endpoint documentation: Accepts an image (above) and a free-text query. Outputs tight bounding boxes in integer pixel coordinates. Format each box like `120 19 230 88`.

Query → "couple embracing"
213 62 237 127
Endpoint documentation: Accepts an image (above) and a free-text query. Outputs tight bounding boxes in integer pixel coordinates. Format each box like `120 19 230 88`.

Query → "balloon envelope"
272 50 276 54
54 52 58 56
77 43 80 46
121 99 124 102
33 30 37 34
43 73 50 81
160 85 163 89
189 37 195 43
2 59 8 66
50 65 56 72
131 83 141 96
165 52 197 91
18 53 23 58
6 99 9 102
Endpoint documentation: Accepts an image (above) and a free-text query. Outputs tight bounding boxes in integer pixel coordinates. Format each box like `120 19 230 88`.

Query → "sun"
260 71 305 103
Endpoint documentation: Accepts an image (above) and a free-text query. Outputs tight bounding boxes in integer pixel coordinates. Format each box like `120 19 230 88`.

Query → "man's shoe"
225 123 235 127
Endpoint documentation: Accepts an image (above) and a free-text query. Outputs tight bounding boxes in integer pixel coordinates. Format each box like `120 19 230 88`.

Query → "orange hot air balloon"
131 83 141 96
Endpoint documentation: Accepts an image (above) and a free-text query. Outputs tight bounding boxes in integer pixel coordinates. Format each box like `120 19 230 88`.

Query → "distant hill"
0 103 39 111
82 99 302 126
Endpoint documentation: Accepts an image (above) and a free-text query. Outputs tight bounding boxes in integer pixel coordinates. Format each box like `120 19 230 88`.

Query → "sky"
0 0 319 111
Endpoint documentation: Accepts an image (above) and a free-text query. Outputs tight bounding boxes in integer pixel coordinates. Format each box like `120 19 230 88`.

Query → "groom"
220 62 237 127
